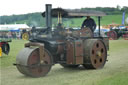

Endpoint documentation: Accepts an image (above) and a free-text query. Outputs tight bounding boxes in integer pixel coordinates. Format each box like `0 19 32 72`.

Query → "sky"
0 0 127 16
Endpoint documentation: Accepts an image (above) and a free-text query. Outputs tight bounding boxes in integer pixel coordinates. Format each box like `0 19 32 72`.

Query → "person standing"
81 16 96 32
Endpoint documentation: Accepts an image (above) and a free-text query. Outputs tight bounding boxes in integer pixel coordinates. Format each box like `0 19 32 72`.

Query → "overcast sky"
0 0 127 16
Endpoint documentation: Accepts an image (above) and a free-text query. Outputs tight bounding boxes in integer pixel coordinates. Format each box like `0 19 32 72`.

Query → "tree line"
0 6 128 27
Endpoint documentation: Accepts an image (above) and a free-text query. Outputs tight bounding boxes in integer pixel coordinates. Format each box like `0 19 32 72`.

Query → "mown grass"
0 40 28 67
0 40 128 85
96 40 128 85
98 72 128 85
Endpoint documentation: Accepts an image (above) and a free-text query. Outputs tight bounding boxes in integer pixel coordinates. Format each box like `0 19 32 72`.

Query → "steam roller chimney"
45 4 52 30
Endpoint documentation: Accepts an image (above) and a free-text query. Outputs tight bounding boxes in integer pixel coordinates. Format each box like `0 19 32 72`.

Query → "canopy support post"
98 16 101 37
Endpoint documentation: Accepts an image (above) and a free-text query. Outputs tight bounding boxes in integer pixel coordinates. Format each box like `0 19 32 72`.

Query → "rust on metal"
83 39 107 69
56 40 65 54
66 41 74 64
78 27 93 37
74 40 83 64
25 42 44 64
27 48 52 77
72 27 93 38
16 48 52 77
66 40 84 64
107 31 118 40
57 45 64 54
102 37 109 50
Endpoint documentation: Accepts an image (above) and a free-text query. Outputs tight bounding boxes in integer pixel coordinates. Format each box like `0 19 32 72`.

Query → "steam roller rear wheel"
107 31 117 40
16 48 53 77
83 39 107 69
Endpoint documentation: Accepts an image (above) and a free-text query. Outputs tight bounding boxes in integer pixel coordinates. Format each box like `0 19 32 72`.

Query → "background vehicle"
107 25 128 40
0 30 11 57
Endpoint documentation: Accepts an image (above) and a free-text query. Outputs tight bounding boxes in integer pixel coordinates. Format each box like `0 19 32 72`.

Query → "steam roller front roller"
83 39 107 69
16 47 53 77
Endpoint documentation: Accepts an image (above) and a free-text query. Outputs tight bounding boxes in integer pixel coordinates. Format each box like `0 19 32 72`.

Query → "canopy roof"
42 8 106 18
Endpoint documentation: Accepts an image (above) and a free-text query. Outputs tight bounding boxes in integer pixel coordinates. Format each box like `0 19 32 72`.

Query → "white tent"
0 24 30 31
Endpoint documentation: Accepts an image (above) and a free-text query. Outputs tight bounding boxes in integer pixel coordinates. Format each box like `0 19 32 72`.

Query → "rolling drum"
16 48 53 77
83 39 107 69
107 31 117 40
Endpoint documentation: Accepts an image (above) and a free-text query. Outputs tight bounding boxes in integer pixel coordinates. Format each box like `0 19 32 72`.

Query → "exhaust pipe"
45 4 52 30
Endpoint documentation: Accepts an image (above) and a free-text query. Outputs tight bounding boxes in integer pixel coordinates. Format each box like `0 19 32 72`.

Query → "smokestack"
45 4 52 29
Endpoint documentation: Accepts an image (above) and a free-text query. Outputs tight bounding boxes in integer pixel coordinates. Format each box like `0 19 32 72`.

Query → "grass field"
62 14 128 27
0 40 128 85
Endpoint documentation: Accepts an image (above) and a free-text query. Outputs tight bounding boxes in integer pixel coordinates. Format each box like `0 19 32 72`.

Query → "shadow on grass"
15 65 95 79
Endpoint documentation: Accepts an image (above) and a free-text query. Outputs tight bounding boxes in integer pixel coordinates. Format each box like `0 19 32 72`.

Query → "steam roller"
14 4 109 77
107 28 128 40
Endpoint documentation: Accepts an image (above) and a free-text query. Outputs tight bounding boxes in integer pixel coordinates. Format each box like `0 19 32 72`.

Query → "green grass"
96 40 128 85
0 40 128 85
0 40 28 67
62 14 128 27
98 72 128 85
